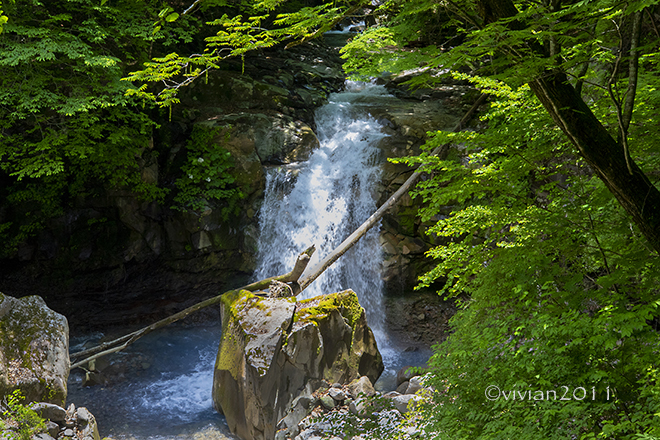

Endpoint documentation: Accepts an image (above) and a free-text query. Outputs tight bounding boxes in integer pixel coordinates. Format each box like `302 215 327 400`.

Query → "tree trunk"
478 0 660 254
529 73 660 253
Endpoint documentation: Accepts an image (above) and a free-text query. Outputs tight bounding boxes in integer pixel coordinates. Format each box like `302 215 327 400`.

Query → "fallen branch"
70 246 315 370
298 93 487 291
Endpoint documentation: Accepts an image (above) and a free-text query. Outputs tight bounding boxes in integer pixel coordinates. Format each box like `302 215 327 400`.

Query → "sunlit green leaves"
171 124 244 217
207 14 277 55
0 0 178 253
124 1 360 107
390 71 660 439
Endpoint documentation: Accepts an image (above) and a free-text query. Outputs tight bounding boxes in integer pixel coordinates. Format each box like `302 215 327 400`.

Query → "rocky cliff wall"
0 42 346 330
0 39 475 339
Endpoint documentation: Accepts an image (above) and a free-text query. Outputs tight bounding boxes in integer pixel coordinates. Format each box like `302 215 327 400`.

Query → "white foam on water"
253 81 391 334
67 325 233 438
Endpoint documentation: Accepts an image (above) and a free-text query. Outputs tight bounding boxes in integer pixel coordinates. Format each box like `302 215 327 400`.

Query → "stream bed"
68 323 235 439
68 321 431 439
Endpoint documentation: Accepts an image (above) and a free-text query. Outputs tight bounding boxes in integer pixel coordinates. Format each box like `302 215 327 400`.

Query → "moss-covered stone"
212 289 383 440
0 293 69 406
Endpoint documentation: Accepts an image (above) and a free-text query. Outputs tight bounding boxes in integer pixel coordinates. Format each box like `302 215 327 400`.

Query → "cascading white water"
67 325 232 439
254 80 390 334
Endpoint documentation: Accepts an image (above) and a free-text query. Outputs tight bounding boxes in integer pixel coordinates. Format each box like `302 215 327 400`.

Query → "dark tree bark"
529 73 660 252
478 0 660 254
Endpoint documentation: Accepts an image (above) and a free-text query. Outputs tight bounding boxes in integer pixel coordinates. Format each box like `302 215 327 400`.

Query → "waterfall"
66 81 410 440
254 80 390 334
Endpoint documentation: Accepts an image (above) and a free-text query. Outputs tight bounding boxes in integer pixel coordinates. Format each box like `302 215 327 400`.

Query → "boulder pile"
29 402 100 440
275 369 434 440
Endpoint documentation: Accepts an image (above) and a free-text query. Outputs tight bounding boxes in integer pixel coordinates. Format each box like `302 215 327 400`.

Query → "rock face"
0 293 69 406
0 41 347 331
212 289 383 440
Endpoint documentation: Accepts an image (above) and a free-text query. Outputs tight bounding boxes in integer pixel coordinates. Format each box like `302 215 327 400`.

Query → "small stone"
77 407 101 440
391 394 423 414
331 383 342 388
31 402 66 422
297 428 321 440
348 376 375 398
396 381 409 395
319 395 335 410
46 420 60 437
383 391 401 399
33 434 56 440
328 388 346 401
76 407 91 426
405 426 421 437
63 428 75 437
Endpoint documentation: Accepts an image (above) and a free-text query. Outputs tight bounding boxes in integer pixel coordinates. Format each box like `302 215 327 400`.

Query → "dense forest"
1 0 660 439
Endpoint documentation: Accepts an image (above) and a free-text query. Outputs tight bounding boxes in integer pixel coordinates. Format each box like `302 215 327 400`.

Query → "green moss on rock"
295 289 363 331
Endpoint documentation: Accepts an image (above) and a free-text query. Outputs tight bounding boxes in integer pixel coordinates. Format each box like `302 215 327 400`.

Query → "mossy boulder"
293 291 383 385
0 293 69 406
212 289 383 440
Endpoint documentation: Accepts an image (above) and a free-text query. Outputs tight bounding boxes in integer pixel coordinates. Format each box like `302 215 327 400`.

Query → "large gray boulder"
212 289 383 440
0 293 69 406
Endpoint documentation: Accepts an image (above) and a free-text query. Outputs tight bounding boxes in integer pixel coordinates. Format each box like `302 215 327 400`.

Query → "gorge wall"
0 39 475 336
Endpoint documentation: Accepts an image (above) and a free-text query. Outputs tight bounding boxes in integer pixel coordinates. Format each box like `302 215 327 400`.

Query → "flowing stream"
253 80 389 333
67 80 431 439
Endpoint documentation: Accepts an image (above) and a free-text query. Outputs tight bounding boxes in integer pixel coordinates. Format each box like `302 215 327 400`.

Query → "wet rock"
385 293 457 348
206 113 320 168
213 289 383 440
395 381 409 395
213 290 297 440
396 366 416 386
75 407 101 440
0 294 69 406
31 403 66 423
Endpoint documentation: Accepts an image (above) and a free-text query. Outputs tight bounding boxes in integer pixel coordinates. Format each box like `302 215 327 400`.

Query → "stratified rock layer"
0 293 69 406
212 289 383 440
